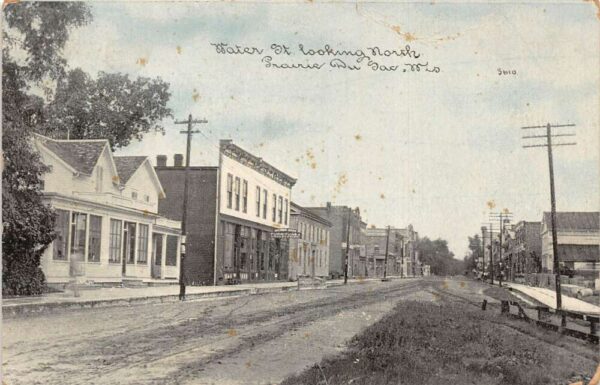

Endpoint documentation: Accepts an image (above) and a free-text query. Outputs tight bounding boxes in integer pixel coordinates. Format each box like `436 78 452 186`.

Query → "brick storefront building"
154 157 218 285
156 140 296 285
362 228 398 278
506 221 542 277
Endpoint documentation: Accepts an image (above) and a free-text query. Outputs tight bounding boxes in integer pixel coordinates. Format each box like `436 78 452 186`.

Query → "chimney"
174 154 184 167
156 155 167 167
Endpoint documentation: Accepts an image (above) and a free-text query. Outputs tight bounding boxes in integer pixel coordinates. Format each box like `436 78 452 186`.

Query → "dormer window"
132 192 138 200
95 166 103 193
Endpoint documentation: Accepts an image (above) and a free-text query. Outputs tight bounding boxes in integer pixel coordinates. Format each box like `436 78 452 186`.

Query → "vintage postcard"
2 1 599 384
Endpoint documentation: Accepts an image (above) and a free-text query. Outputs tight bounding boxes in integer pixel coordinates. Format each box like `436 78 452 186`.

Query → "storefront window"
88 215 102 262
153 233 163 266
70 212 87 261
223 223 235 269
53 209 70 260
109 219 122 262
137 224 149 263
166 235 178 266
124 222 136 264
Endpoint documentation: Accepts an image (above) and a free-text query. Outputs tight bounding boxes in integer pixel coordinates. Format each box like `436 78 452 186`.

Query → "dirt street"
3 278 426 385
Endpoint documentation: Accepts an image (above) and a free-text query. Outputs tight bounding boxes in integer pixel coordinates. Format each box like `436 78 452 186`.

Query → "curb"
3 276 413 317
3 288 253 317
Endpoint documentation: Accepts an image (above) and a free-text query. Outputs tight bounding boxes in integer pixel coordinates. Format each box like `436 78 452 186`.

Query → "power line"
521 122 576 312
174 114 208 300
489 211 512 287
480 223 497 285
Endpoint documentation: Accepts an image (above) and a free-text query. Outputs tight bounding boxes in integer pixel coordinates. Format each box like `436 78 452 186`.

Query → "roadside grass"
483 285 519 302
281 300 598 385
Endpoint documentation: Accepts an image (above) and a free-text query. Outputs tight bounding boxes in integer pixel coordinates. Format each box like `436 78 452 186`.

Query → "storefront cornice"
220 140 297 188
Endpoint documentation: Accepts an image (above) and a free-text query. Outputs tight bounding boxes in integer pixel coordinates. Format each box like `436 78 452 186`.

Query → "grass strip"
281 300 598 385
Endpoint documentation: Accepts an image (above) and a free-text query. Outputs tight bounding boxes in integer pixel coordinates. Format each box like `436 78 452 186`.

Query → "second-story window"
242 180 248 213
278 196 283 223
255 186 261 217
226 174 233 209
132 191 138 200
263 190 268 219
272 193 277 222
234 177 240 211
284 199 289 225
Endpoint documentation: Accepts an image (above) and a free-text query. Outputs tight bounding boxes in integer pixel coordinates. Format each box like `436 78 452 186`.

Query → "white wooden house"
34 134 182 287
541 212 599 274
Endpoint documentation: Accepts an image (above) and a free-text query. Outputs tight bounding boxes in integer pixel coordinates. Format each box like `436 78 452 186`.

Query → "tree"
2 2 93 295
416 237 462 276
42 69 172 149
3 3 173 295
464 234 482 273
3 2 91 82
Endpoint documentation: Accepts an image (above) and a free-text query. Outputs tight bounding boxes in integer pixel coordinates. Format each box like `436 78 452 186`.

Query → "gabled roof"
542 212 599 232
116 156 166 198
114 156 148 184
40 138 108 175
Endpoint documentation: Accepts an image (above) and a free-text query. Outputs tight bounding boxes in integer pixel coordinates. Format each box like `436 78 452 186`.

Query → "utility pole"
490 211 512 287
480 226 486 280
522 122 576 310
174 114 208 300
481 223 496 285
344 207 351 284
400 235 404 278
383 226 390 280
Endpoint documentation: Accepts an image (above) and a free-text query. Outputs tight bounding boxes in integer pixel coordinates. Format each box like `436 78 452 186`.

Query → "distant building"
500 224 516 279
362 228 404 277
422 265 431 276
505 221 542 277
288 202 331 280
34 134 182 288
304 203 364 279
481 226 499 278
156 140 296 285
541 212 599 275
397 225 420 276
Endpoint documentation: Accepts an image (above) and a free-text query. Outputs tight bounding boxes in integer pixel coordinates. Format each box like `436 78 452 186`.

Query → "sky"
61 0 599 258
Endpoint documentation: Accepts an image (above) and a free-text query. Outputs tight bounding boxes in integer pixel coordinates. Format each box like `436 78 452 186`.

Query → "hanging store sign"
271 229 300 239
